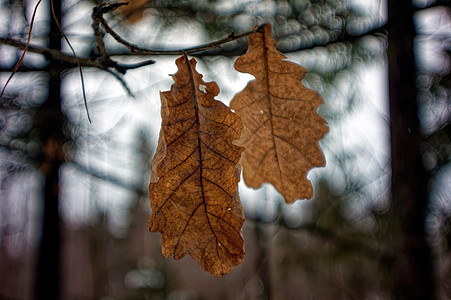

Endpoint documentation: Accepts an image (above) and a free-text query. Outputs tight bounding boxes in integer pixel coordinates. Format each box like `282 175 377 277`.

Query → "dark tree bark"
387 1 436 298
34 1 65 299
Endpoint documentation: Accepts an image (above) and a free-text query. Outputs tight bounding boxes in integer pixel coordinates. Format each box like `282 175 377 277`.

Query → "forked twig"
1 0 265 122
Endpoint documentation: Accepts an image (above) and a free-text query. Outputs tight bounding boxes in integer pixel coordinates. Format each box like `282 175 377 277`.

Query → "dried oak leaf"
116 0 149 23
148 55 245 277
230 23 328 203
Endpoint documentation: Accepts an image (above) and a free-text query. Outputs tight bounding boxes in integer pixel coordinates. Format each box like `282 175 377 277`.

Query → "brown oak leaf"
117 0 149 23
230 23 328 203
148 55 245 277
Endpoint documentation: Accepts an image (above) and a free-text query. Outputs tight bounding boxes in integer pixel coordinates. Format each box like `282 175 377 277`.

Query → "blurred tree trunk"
34 1 65 299
387 1 435 298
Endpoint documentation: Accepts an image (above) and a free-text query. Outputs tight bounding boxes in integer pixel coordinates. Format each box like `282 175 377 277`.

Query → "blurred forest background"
0 0 450 299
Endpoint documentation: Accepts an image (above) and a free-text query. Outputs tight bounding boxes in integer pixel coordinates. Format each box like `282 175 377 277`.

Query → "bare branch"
102 20 264 55
0 38 155 74
92 2 118 57
0 38 103 69
92 2 265 55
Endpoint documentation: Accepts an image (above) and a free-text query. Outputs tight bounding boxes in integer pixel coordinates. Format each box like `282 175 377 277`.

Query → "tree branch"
0 38 154 73
0 1 387 77
92 1 265 55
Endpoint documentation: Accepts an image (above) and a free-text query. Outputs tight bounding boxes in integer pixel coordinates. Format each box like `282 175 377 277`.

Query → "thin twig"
106 69 135 97
103 20 264 55
0 0 43 97
50 0 92 123
115 59 156 71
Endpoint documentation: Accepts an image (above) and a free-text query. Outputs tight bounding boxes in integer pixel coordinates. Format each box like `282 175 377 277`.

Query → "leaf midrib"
261 33 285 195
185 56 223 256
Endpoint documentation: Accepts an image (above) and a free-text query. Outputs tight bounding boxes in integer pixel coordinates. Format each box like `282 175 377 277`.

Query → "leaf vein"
166 120 197 147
